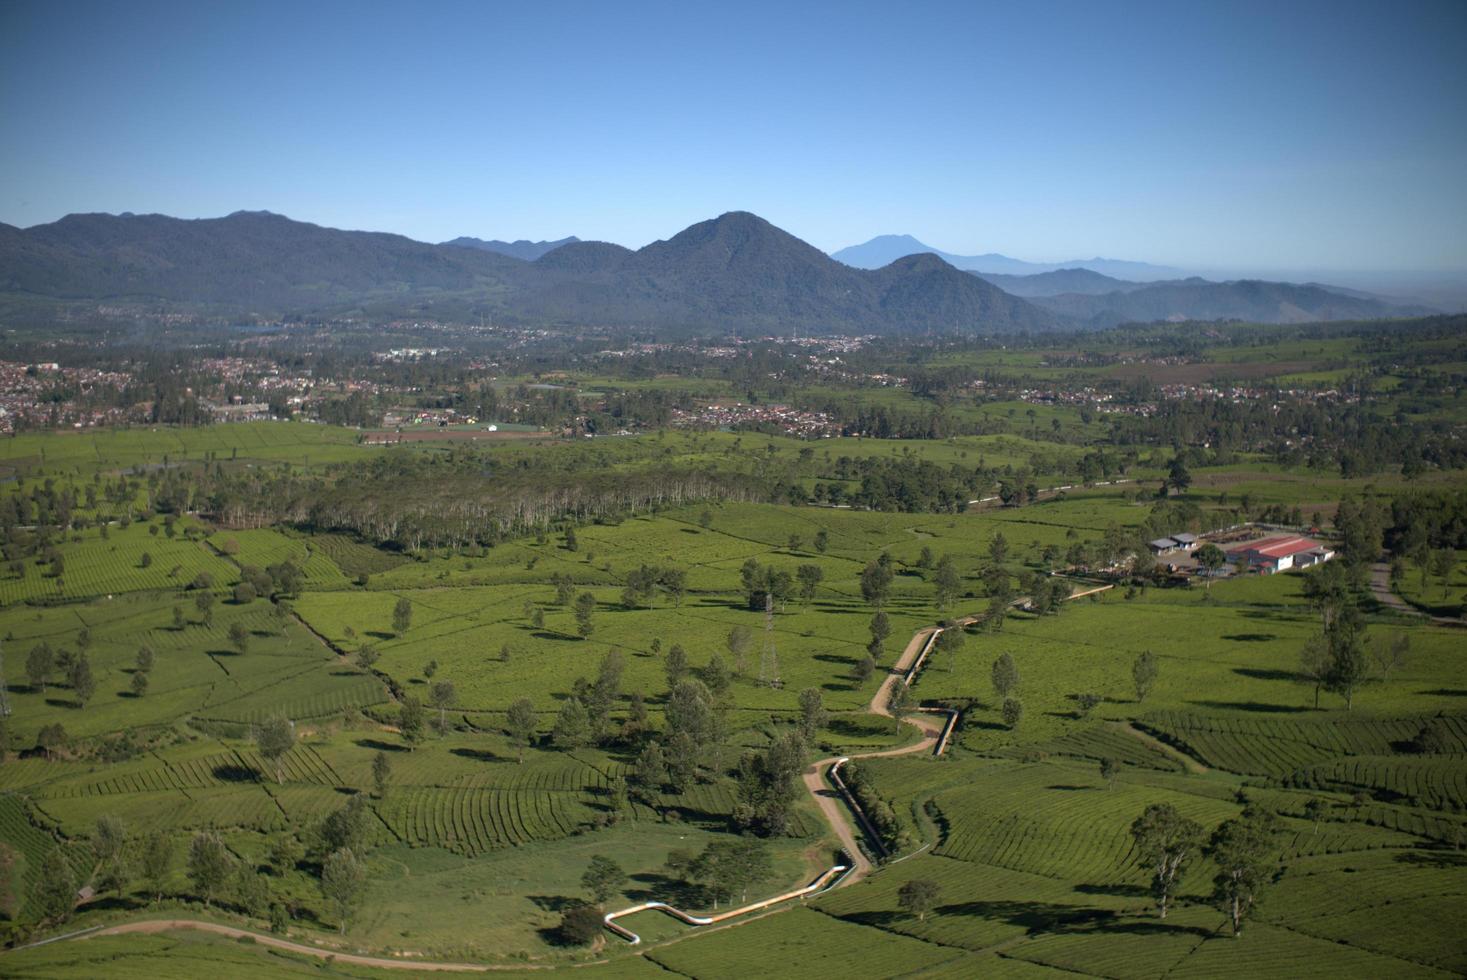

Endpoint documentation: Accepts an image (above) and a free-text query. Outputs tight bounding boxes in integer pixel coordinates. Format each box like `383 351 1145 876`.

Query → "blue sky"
1 0 1464 273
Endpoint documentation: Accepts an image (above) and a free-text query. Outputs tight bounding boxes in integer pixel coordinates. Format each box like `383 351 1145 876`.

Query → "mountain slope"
442 235 579 261
507 212 1062 333
831 234 1183 280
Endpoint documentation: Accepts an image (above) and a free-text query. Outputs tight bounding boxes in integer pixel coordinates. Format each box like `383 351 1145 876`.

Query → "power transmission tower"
758 593 782 689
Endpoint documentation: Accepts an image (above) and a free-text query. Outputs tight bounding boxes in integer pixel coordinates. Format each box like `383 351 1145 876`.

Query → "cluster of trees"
24 641 95 709
620 563 687 608
838 760 909 854
28 788 376 936
1129 801 1280 937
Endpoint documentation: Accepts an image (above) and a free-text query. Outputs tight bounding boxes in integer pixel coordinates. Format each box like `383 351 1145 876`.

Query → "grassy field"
1 422 1464 977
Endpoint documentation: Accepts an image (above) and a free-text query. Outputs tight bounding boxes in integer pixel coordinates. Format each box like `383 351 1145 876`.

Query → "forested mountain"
441 235 580 260
0 210 524 311
0 209 1063 334
1028 277 1435 327
511 212 1060 333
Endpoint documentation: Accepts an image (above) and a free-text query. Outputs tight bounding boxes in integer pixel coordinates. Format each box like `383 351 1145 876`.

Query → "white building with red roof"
1226 535 1334 574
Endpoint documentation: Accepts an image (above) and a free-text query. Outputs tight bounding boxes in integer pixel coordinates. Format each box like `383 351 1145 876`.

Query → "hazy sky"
2 0 1464 272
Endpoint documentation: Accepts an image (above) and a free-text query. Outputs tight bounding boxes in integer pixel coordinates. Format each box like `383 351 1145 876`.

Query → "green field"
1 421 1464 978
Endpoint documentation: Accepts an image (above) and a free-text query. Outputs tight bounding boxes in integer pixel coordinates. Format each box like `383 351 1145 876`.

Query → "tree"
897 878 942 921
320 847 368 933
787 532 803 553
429 680 457 732
187 831 235 907
868 610 892 658
229 621 250 654
1167 457 1192 495
36 846 77 924
991 652 1019 701
1372 633 1409 680
573 592 596 638
1195 543 1226 588
233 581 256 605
632 741 668 803
552 573 576 606
26 642 54 691
659 567 688 607
797 687 827 742
371 751 391 799
726 626 754 673
557 904 603 945
1322 610 1369 710
1298 634 1331 709
140 831 172 902
234 864 270 917
989 532 1009 566
318 795 370 856
195 589 216 622
700 653 732 698
563 526 579 552
934 621 965 672
1132 650 1160 702
136 645 155 672
581 854 627 905
860 559 894 609
814 529 829 553
552 697 591 749
1303 798 1328 834
92 814 129 895
268 835 304 876
37 722 68 760
665 644 689 689
68 653 94 707
933 555 962 610
796 564 824 605
666 731 700 792
1208 810 1278 937
399 694 426 746
1100 757 1121 789
391 597 413 635
854 654 876 684
1001 697 1024 730
1129 803 1204 919
354 643 379 670
696 837 773 905
1432 548 1457 597
506 697 537 762
1076 692 1103 719
256 716 295 782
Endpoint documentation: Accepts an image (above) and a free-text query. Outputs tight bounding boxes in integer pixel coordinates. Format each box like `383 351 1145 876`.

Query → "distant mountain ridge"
972 268 1148 297
831 234 1185 281
1026 277 1436 327
442 235 580 261
0 210 1061 334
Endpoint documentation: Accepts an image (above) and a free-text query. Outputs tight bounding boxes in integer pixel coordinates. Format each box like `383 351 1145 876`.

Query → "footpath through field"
1369 560 1463 627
